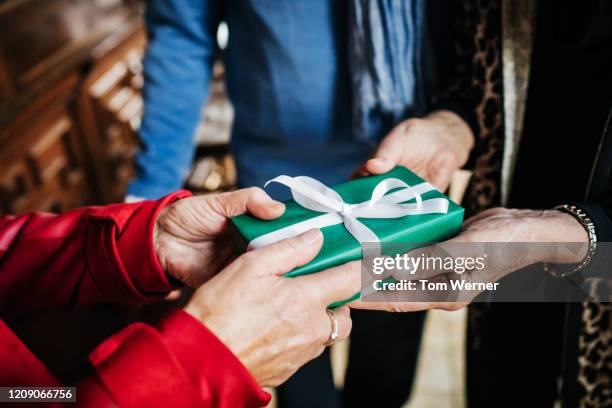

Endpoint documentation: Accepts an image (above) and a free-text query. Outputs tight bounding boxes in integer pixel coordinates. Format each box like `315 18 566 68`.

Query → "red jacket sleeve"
0 191 190 318
0 193 270 406
77 310 270 408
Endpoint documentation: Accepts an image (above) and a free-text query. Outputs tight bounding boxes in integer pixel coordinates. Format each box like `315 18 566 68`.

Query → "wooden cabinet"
0 0 145 214
0 75 86 213
0 0 138 114
76 29 145 202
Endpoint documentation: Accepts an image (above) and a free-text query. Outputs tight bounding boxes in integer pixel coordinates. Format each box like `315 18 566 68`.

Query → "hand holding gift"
155 187 286 287
232 166 465 306
350 207 591 312
358 110 474 190
155 187 362 386
185 229 359 386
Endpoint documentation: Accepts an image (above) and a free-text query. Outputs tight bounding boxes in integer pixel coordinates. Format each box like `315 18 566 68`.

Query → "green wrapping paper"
231 167 464 304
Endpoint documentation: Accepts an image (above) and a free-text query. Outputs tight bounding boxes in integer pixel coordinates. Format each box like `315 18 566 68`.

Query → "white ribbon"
248 175 449 256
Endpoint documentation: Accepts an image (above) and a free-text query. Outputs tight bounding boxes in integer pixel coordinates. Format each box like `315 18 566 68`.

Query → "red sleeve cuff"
157 309 271 408
114 191 190 294
86 190 191 303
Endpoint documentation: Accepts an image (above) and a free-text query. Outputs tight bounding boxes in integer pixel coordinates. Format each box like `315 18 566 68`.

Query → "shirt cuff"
114 191 191 294
88 190 191 303
157 309 271 408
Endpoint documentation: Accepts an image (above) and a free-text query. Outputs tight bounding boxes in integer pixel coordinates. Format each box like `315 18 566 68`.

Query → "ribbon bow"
248 175 449 256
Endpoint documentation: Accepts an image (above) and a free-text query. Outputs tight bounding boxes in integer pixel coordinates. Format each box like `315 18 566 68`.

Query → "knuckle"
247 186 265 198
438 148 456 164
441 303 454 311
343 316 353 337
389 302 405 313
284 237 302 255
403 118 423 133
443 303 464 312
210 192 230 213
274 238 301 263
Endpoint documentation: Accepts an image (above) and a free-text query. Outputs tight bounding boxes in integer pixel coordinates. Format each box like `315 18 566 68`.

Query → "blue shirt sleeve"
128 0 222 199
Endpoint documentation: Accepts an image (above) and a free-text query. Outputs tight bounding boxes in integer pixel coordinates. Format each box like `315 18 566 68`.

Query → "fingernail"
301 229 322 245
272 202 285 211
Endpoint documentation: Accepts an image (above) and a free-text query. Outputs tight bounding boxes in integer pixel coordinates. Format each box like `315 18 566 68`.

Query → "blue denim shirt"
129 0 387 200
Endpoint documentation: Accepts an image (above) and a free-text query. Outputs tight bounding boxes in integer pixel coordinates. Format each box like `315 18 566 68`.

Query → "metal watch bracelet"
543 204 598 278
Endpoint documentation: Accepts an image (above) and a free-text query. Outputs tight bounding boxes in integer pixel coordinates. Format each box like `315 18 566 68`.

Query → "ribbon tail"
343 215 381 256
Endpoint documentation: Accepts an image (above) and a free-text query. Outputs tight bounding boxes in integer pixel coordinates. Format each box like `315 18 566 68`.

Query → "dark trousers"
277 310 426 408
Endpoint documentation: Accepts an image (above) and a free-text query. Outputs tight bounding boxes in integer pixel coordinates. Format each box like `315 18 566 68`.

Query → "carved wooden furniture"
0 0 144 214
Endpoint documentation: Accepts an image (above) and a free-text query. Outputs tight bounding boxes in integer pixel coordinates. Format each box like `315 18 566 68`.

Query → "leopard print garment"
577 300 612 407
462 2 504 217
434 0 504 216
442 1 612 406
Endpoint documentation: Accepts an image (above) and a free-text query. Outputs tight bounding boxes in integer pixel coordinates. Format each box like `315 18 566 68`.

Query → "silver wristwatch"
543 204 597 278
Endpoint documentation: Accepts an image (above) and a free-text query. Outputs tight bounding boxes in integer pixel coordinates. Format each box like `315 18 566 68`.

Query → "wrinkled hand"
442 207 588 249
358 110 474 190
184 229 360 386
351 207 589 312
155 188 285 287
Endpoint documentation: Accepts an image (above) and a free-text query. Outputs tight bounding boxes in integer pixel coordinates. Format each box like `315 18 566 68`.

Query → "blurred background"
0 1 467 406
0 0 236 216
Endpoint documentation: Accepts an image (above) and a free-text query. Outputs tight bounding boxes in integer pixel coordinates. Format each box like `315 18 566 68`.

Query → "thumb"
213 187 285 219
296 261 362 306
366 125 406 174
245 229 324 276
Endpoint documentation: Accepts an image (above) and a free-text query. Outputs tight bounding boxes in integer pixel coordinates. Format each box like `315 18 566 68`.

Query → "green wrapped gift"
231 166 464 304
